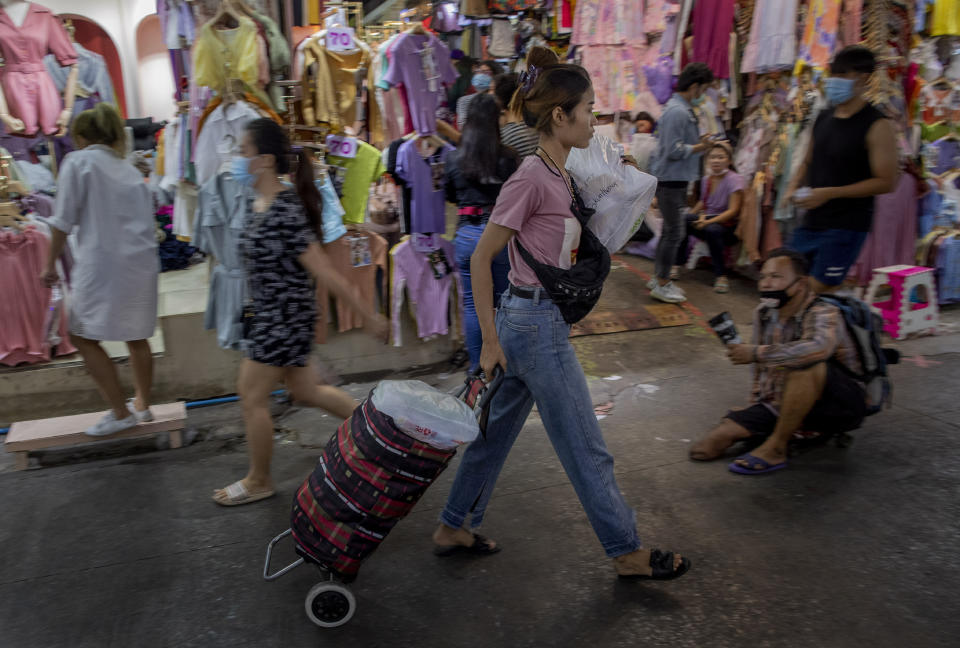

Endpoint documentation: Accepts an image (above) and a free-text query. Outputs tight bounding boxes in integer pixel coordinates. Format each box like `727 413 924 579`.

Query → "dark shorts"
791 227 869 287
725 363 867 439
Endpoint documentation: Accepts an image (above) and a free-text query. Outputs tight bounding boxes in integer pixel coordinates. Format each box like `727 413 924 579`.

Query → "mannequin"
0 0 79 138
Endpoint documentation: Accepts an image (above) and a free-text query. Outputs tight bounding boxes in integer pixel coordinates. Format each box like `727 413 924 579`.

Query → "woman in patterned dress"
213 119 387 506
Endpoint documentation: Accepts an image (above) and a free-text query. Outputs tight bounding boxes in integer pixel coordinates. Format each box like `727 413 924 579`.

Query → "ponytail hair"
509 64 591 135
244 118 323 236
72 103 126 157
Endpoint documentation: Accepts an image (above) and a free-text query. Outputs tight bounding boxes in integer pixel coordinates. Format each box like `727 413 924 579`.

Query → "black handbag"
514 182 611 324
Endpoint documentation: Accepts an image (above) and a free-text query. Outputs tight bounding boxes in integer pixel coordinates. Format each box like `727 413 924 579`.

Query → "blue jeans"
454 223 510 373
439 288 641 557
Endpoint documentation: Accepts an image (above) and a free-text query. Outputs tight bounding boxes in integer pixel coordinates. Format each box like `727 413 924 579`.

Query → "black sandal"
618 549 691 581
433 533 501 557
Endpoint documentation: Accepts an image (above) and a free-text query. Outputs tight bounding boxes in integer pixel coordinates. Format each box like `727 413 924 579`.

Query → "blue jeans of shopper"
455 223 510 373
439 288 641 557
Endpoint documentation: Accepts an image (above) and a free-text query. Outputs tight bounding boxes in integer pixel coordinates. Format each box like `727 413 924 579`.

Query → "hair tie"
519 65 540 95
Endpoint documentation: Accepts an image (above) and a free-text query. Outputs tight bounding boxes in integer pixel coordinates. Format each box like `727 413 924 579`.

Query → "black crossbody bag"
513 178 611 324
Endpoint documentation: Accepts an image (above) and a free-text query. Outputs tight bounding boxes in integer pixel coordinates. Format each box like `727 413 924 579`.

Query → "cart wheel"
304 582 356 628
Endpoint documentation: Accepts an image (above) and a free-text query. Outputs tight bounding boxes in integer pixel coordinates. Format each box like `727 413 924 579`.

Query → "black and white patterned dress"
240 190 318 367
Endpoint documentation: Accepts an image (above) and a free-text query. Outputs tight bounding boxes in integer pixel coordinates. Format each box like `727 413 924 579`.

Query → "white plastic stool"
863 265 939 340
685 241 710 270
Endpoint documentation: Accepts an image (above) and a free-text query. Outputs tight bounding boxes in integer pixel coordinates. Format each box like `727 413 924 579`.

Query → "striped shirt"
751 294 862 410
500 122 540 158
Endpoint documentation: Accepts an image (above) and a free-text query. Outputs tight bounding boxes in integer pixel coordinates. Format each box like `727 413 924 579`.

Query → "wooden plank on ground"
4 403 187 453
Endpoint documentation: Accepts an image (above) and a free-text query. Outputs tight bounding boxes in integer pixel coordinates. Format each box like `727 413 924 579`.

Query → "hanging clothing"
390 237 461 346
301 37 377 132
0 3 78 136
193 172 249 350
316 174 347 244
571 0 647 46
327 140 387 225
488 18 516 58
158 0 196 50
691 0 736 79
0 226 75 366
579 45 662 115
192 16 271 108
382 32 458 135
798 0 842 69
395 139 456 234
314 232 388 342
932 0 960 36
48 145 158 341
839 0 863 47
194 100 261 188
848 173 918 285
44 43 116 113
740 0 798 74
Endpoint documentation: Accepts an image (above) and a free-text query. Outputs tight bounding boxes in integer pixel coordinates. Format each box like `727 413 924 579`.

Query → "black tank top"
804 103 885 232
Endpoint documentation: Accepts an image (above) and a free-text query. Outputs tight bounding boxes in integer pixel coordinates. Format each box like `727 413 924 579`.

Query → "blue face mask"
230 156 255 186
824 77 856 105
471 73 492 92
691 95 705 107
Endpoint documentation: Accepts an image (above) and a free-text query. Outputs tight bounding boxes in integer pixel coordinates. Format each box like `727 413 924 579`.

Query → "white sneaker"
647 277 659 291
127 398 154 423
651 281 687 304
85 411 138 437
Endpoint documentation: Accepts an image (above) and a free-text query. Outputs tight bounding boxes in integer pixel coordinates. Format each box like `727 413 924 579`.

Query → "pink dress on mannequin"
0 3 77 136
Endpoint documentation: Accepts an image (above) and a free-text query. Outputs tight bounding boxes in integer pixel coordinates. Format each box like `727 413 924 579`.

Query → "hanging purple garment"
644 56 675 104
692 0 736 79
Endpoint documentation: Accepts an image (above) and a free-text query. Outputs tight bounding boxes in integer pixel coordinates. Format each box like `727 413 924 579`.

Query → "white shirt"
48 145 158 341
194 100 262 188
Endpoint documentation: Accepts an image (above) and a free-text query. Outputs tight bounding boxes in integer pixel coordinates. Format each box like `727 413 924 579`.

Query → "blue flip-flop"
728 452 787 475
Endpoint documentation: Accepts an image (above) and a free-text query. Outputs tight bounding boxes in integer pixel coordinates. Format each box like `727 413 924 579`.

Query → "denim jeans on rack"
438 288 641 557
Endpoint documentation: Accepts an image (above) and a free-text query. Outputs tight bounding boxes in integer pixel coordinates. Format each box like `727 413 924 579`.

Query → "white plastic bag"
371 380 479 450
566 134 658 253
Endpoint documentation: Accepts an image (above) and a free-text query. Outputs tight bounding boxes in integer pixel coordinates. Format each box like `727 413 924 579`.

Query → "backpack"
817 295 900 416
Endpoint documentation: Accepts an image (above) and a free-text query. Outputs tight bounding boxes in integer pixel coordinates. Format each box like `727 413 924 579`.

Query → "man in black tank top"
782 46 899 293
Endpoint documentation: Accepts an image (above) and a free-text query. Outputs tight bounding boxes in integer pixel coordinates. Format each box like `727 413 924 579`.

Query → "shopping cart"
262 370 503 628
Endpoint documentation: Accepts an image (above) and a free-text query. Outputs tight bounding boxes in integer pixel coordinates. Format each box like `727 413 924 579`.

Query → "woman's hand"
693 214 709 230
40 266 59 288
364 312 389 343
479 338 507 378
0 113 25 133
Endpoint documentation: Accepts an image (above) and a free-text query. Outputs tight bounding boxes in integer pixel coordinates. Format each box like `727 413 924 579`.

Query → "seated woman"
677 142 744 293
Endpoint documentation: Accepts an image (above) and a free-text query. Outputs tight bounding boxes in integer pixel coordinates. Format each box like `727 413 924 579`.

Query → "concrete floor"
1 257 958 647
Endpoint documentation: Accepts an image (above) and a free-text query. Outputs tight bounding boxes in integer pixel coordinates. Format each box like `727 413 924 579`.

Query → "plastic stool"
863 265 939 340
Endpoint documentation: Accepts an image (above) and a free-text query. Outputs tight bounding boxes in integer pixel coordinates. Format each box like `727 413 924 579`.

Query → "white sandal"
213 480 275 507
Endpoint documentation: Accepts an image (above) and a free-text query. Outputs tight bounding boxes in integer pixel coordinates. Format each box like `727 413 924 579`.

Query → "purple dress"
395 139 456 234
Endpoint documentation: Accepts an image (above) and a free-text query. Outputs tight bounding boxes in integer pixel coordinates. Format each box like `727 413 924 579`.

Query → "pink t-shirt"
491 156 582 288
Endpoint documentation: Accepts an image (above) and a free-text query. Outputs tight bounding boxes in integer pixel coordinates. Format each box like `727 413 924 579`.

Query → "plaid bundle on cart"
290 393 456 581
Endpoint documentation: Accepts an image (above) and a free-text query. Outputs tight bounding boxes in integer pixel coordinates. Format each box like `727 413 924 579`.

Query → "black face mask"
760 278 801 309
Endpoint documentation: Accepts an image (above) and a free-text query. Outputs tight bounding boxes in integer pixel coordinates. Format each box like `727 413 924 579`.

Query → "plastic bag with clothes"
566 134 658 253
371 380 480 450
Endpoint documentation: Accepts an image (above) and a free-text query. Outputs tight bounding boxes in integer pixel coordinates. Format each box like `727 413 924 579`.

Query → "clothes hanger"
211 1 242 30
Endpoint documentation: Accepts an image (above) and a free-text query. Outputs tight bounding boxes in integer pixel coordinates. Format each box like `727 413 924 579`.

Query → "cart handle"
263 529 305 581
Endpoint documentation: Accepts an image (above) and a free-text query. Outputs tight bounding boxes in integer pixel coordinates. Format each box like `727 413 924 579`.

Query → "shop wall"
136 15 177 123
38 0 158 118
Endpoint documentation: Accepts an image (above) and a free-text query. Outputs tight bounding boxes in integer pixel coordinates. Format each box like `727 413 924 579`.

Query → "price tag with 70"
326 26 356 52
326 134 358 159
